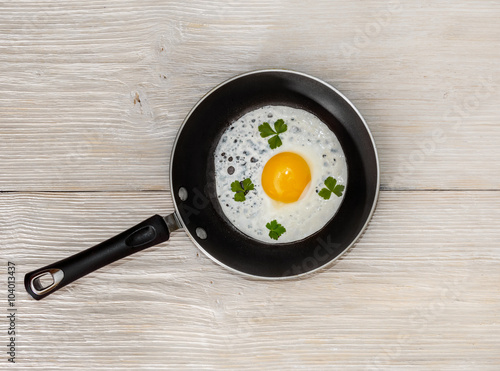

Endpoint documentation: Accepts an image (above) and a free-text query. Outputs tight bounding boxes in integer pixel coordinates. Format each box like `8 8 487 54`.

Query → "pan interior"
171 70 379 278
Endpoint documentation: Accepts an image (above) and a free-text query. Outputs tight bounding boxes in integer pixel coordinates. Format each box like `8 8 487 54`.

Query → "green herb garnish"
266 219 286 240
231 178 255 202
318 176 345 200
258 119 287 149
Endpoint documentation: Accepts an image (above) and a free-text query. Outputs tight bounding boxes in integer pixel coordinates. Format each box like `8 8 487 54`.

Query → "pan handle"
24 214 178 300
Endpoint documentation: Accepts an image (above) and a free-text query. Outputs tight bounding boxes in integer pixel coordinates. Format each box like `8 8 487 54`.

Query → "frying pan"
25 69 380 300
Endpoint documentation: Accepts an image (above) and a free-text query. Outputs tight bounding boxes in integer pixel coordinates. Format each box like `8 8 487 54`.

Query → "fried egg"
214 105 347 244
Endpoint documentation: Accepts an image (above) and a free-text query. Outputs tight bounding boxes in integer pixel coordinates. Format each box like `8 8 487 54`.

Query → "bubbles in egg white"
214 105 347 244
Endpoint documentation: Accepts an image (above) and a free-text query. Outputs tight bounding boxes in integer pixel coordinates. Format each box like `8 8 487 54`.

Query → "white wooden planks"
0 1 499 191
1 191 499 369
1 0 500 369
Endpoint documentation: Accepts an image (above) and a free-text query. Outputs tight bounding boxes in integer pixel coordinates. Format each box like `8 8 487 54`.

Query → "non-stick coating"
170 70 378 278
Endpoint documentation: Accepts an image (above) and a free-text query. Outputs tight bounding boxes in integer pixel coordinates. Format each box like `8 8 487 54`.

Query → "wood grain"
2 191 499 369
1 0 500 369
1 1 499 192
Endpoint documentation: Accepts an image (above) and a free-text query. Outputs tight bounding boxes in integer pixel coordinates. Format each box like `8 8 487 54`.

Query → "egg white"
214 105 347 244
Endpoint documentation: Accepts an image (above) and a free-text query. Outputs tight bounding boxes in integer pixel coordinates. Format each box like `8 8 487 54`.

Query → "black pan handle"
25 214 173 300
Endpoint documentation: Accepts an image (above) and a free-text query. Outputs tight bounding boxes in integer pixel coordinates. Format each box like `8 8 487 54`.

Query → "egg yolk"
261 152 311 203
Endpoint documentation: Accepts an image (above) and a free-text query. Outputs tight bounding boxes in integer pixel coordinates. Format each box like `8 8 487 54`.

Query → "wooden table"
1 1 499 369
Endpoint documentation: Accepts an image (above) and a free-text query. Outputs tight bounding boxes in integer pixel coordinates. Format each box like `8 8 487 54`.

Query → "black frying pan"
25 69 379 300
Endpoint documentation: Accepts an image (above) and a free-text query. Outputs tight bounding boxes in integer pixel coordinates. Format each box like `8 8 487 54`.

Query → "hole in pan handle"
24 214 177 300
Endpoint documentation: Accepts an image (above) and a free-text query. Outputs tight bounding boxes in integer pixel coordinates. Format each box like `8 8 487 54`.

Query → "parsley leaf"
231 178 254 202
258 122 275 138
266 219 286 240
324 176 337 191
258 119 287 149
231 180 244 193
234 192 246 202
267 135 282 149
332 184 345 197
273 119 287 134
318 188 332 200
241 178 255 192
318 176 345 199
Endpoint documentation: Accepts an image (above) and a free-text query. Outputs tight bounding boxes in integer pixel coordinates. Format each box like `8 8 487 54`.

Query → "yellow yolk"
261 152 311 203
